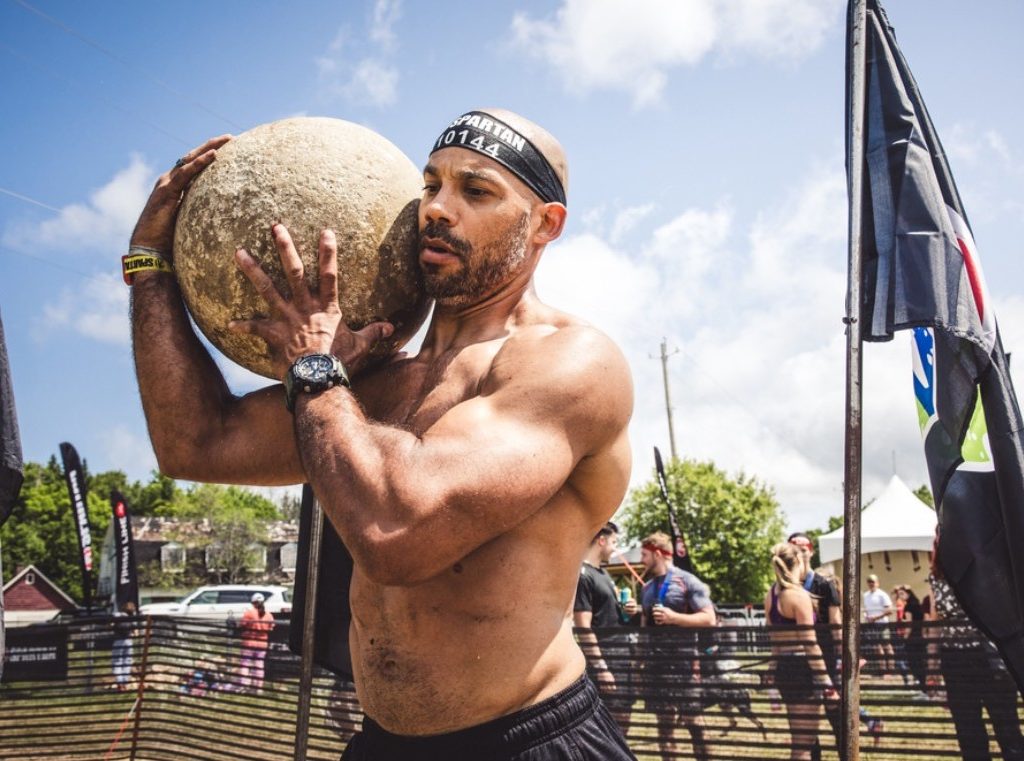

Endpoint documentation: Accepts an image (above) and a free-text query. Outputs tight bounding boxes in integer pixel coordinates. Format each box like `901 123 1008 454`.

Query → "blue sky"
1 0 1022 532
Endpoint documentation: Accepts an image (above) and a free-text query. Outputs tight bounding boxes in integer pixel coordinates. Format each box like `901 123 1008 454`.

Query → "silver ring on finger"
174 157 187 169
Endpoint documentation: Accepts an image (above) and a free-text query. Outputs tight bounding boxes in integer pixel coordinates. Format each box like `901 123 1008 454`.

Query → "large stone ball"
174 117 429 379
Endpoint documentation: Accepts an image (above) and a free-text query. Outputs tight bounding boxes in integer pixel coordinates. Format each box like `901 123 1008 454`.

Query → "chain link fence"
2 615 1021 759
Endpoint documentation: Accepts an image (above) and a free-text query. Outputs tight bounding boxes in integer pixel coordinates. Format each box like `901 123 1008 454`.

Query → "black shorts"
775 653 817 704
340 674 636 761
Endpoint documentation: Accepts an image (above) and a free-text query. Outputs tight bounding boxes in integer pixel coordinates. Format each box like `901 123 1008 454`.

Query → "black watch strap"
284 354 350 413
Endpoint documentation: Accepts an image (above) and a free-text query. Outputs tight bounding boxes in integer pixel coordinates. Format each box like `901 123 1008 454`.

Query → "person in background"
238 592 275 693
638 532 716 761
929 532 1024 761
111 601 136 692
899 586 929 696
787 534 841 683
862 574 895 676
765 543 837 761
574 521 638 736
890 584 913 685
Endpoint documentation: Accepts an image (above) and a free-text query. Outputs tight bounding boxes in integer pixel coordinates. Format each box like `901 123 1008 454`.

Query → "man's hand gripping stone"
229 224 394 380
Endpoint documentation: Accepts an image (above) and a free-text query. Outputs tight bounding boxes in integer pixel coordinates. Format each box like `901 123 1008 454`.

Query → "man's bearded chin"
423 213 531 307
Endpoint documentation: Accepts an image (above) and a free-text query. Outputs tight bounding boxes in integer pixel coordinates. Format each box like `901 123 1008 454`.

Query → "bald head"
478 108 569 199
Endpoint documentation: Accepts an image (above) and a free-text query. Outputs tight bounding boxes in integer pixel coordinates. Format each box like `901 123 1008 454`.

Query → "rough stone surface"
174 117 428 379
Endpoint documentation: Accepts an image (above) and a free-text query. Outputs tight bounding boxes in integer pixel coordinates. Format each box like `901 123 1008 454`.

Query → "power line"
0 246 98 280
9 0 244 131
0 186 61 213
0 42 193 148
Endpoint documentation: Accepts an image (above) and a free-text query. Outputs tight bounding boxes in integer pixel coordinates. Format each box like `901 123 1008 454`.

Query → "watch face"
297 354 334 382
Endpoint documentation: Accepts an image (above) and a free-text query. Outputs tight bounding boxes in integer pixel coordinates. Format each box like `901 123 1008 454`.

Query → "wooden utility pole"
658 338 679 461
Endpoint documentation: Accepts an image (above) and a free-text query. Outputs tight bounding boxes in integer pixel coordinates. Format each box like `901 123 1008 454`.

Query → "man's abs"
347 508 590 735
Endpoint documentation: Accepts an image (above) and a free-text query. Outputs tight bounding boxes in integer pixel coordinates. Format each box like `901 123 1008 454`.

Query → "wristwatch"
284 354 350 412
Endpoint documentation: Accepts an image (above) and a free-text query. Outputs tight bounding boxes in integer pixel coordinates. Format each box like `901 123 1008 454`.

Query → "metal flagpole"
293 486 325 761
842 0 868 758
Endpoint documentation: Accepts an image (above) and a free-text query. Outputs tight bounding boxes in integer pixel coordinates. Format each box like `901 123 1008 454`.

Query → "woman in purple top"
764 543 836 761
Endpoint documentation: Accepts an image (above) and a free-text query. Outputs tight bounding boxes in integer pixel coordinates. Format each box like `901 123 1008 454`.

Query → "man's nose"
422 187 456 226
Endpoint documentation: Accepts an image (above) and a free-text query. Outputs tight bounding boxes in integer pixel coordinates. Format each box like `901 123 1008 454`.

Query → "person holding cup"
637 532 716 761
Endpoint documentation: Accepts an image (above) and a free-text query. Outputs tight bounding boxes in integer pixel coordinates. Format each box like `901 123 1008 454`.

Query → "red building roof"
2 565 77 612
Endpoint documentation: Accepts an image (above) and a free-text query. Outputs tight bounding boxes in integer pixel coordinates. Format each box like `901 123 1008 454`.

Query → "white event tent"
818 475 938 592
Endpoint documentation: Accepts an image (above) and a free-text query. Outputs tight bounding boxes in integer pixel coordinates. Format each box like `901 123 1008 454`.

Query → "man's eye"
465 186 488 198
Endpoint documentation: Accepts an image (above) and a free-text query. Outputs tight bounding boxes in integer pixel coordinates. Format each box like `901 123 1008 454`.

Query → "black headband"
430 111 566 206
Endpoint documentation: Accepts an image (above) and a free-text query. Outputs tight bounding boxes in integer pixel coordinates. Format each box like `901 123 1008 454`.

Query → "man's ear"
533 202 567 246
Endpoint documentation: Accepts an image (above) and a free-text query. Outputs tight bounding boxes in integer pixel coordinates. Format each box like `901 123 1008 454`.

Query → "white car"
139 585 292 621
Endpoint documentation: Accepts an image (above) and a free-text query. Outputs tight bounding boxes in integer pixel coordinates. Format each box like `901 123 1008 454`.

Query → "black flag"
59 442 93 610
288 484 354 679
653 447 695 574
852 0 1024 692
0 311 22 526
109 491 139 611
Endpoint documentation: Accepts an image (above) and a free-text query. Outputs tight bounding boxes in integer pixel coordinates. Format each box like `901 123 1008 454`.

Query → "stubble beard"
422 212 531 308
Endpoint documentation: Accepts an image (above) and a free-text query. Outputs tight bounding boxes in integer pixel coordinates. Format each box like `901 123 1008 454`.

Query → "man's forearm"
295 386 425 577
671 608 716 627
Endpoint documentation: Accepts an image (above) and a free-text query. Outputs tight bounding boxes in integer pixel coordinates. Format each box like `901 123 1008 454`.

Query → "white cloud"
346 59 399 107
317 1 402 108
947 124 1014 165
370 0 402 50
3 155 153 256
510 0 843 107
610 203 656 244
538 164 931 532
37 271 130 345
101 425 158 478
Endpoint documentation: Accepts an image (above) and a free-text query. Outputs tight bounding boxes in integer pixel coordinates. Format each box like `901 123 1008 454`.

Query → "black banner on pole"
654 447 695 575
110 490 139 611
59 442 93 610
289 484 354 679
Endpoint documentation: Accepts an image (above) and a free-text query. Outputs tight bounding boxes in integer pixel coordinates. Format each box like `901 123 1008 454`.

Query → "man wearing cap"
238 592 275 693
863 574 896 676
128 109 635 759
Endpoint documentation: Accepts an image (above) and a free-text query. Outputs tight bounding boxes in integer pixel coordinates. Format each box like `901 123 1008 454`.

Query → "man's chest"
355 343 502 432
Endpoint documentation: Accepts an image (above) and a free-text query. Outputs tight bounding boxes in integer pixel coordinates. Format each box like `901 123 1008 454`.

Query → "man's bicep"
574 611 593 628
412 394 578 521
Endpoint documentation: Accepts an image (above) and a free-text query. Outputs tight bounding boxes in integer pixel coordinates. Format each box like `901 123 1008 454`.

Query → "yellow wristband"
122 247 173 285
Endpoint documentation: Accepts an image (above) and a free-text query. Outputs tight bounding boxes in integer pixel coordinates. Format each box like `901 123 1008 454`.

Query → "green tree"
1 457 114 604
160 482 280 583
620 458 785 604
1 460 283 599
913 483 935 508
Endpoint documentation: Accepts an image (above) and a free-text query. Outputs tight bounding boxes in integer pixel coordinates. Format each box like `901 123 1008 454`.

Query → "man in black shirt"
574 522 636 734
575 522 629 628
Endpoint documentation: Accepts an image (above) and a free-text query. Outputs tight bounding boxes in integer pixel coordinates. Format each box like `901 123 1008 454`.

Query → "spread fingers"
272 224 312 308
318 229 339 307
235 248 289 313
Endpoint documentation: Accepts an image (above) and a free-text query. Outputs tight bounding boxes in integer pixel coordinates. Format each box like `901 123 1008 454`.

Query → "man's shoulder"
496 322 629 387
485 322 632 430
